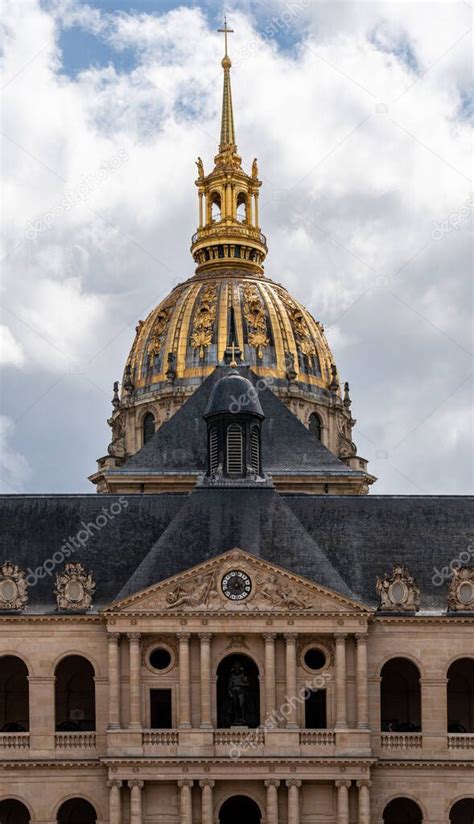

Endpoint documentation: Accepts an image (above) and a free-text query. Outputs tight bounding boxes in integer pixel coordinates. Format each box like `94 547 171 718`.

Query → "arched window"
209 425 219 474
226 424 243 475
250 426 260 474
57 799 97 824
380 658 421 732
448 658 474 732
143 412 155 444
55 656 96 731
216 654 260 728
383 798 422 823
210 193 222 222
450 798 474 823
220 796 261 824
236 192 247 223
0 799 30 824
309 413 322 441
0 655 29 731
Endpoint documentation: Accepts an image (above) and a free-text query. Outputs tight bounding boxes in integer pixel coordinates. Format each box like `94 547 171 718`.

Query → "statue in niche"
228 661 249 725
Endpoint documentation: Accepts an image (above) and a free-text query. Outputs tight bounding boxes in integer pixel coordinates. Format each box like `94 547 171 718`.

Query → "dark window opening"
217 654 260 728
0 655 29 732
209 426 219 473
381 657 421 732
250 427 260 474
448 658 474 732
309 413 322 441
304 648 326 670
0 800 30 824
450 798 474 824
149 648 171 671
57 798 97 824
305 689 327 729
150 688 172 729
226 424 243 476
55 656 95 732
383 798 422 824
143 412 155 444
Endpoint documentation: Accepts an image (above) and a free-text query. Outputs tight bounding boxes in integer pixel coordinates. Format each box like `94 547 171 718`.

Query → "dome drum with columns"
92 26 370 489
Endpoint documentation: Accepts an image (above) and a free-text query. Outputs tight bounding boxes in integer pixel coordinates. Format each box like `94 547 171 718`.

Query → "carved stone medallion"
0 561 28 610
448 566 474 612
55 562 96 611
376 564 420 612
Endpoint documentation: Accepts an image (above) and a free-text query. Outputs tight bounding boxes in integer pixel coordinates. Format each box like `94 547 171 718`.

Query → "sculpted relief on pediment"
112 549 367 615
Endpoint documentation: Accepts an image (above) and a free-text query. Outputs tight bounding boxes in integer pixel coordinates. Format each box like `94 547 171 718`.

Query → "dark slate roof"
285 494 474 609
205 371 264 418
115 487 353 602
0 494 185 611
116 366 363 478
0 493 472 612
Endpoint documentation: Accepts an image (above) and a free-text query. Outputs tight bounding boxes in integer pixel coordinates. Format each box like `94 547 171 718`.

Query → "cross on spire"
218 16 234 57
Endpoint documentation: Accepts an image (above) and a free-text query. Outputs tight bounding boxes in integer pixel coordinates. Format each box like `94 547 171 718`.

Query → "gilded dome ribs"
242 284 269 360
190 283 218 360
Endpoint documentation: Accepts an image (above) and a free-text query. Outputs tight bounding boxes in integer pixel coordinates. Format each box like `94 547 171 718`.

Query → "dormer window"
143 412 156 444
226 424 243 475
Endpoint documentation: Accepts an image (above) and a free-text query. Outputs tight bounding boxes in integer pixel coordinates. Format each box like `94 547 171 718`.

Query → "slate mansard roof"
0 492 471 613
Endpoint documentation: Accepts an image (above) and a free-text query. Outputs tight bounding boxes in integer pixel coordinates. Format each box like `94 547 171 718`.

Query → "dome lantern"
190 20 267 276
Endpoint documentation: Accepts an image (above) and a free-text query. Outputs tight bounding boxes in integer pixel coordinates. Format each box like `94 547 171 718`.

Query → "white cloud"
0 325 25 367
0 417 31 492
0 0 472 493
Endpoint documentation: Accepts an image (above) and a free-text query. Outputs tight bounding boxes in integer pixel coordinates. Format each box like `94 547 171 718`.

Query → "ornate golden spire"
218 18 236 151
190 19 267 277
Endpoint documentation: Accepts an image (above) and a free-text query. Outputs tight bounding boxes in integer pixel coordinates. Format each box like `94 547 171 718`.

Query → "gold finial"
229 341 237 368
218 16 234 58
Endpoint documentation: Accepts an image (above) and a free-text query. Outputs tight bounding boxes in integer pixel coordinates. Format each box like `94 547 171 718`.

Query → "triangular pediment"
106 549 371 614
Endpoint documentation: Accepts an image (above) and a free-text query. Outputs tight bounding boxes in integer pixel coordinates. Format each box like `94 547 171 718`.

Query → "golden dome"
124 270 336 401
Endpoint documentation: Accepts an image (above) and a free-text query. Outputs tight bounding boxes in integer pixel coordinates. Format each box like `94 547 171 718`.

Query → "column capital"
286 779 302 788
357 779 372 789
177 632 191 641
199 632 213 642
128 779 144 789
107 779 123 789
334 632 348 642
127 632 141 641
263 632 277 642
355 632 368 643
284 632 298 643
178 779 194 788
199 779 215 788
264 779 281 788
335 779 351 789
108 632 121 642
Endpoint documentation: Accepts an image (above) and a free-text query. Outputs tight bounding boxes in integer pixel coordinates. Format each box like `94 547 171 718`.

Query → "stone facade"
0 550 473 822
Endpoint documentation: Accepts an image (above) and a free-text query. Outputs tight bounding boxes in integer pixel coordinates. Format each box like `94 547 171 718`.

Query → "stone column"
199 633 213 729
128 780 144 824
335 634 348 729
336 779 351 824
265 779 280 824
178 633 192 728
199 779 214 824
107 779 122 824
286 779 301 824
357 780 371 824
128 633 142 729
178 779 194 824
284 633 298 729
355 634 369 730
264 633 277 721
198 192 203 227
108 633 121 729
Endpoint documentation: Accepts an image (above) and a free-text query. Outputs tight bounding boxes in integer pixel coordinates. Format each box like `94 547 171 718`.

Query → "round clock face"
221 570 252 601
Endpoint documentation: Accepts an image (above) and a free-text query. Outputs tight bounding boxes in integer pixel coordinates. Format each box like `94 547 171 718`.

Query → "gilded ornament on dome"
242 284 269 359
282 294 316 357
147 301 175 364
190 284 218 358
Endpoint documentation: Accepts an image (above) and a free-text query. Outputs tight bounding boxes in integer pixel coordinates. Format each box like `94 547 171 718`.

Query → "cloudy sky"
1 0 472 495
